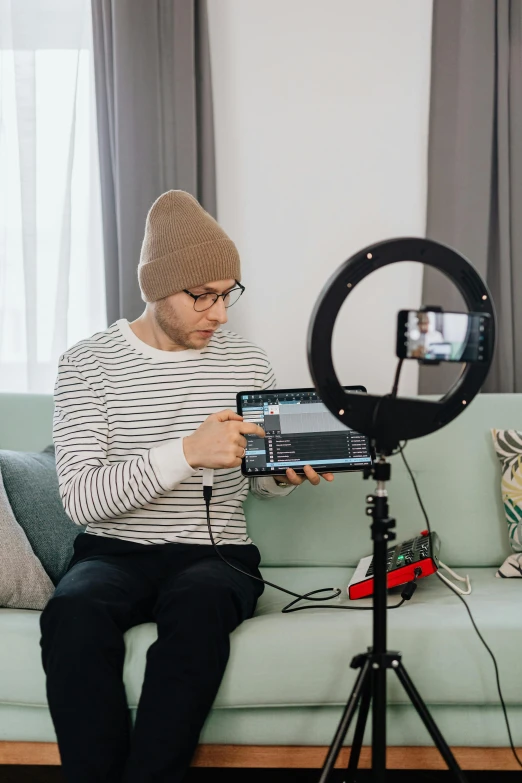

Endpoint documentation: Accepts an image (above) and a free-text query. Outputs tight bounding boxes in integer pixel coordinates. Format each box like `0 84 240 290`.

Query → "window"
0 0 107 393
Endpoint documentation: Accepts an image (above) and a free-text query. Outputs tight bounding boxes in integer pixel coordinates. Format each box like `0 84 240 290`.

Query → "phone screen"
397 311 491 363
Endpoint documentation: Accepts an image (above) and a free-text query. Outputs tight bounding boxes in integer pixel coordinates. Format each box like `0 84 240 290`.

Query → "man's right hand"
182 409 265 470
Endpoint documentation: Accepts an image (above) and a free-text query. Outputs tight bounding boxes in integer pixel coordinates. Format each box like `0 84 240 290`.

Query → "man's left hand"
276 465 334 487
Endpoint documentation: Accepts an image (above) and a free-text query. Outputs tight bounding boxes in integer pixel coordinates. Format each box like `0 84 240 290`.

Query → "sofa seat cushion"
0 567 520 710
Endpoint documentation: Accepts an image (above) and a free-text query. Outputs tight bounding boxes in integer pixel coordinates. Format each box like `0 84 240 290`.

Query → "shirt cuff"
149 438 198 491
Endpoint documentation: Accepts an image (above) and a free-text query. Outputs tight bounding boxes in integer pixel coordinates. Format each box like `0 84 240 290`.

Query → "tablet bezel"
236 385 373 477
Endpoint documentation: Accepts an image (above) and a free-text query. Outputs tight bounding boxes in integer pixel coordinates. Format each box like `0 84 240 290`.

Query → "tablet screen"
237 387 372 476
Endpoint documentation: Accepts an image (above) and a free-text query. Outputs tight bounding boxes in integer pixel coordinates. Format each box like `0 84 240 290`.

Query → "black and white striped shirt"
53 319 295 545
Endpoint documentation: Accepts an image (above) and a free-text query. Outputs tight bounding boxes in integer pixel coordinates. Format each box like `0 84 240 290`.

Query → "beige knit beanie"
138 190 241 302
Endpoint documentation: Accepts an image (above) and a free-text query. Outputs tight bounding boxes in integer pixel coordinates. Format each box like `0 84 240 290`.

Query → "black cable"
399 442 434 563
436 571 522 769
204 362 417 613
203 486 411 613
399 444 522 769
398 443 431 539
390 357 404 398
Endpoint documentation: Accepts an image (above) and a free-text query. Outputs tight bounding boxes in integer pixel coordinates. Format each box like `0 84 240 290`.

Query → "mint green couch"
0 392 520 768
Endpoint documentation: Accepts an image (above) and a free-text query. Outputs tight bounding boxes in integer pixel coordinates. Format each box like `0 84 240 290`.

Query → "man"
40 190 334 783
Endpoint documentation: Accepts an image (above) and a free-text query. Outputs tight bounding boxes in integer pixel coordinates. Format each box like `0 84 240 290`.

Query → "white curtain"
0 0 107 394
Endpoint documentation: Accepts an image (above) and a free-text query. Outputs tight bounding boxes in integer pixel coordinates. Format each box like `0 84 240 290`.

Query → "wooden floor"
1 768 522 782
2 742 522 782
2 742 522 770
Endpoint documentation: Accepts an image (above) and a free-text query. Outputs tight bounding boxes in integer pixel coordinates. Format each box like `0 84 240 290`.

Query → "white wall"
208 0 433 395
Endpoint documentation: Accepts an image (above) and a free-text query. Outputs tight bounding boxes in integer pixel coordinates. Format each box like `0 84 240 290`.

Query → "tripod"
318 457 467 783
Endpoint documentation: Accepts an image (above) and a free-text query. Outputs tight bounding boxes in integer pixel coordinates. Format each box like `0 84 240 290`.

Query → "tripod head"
363 454 391 484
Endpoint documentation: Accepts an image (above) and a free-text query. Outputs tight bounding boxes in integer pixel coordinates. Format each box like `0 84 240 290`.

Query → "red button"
420 529 429 537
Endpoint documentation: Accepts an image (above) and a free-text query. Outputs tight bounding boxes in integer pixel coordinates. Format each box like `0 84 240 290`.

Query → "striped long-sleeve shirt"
53 319 296 546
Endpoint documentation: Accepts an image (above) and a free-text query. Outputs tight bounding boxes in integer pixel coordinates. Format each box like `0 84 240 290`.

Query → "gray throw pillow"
0 466 54 609
0 446 82 585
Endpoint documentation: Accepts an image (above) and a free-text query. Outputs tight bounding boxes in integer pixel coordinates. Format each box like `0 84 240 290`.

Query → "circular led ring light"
307 237 496 454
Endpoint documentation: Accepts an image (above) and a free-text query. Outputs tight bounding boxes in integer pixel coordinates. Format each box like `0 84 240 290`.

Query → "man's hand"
275 465 334 487
183 410 265 469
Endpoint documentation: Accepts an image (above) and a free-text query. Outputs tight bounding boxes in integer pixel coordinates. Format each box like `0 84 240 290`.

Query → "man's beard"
154 297 211 350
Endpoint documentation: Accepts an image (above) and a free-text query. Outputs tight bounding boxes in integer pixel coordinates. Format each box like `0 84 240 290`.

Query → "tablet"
236 386 373 477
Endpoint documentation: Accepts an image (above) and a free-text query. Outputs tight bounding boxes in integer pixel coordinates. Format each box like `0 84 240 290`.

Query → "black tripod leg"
394 663 468 783
372 661 387 780
345 673 372 782
318 658 372 783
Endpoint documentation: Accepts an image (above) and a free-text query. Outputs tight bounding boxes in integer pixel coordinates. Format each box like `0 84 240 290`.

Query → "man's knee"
40 589 120 651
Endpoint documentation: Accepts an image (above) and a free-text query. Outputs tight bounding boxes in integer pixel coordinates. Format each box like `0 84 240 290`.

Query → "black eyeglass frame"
182 280 245 311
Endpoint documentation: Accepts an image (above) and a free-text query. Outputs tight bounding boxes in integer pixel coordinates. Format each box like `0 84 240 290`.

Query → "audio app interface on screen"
238 389 372 475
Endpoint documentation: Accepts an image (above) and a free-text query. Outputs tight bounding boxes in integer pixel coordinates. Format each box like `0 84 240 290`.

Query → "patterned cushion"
491 429 522 578
496 553 522 578
0 446 81 585
0 465 54 609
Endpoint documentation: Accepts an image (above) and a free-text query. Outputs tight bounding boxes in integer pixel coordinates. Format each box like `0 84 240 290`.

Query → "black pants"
39 533 264 783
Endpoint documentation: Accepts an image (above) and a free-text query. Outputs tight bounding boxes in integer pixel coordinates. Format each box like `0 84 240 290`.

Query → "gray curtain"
91 0 216 324
420 0 522 393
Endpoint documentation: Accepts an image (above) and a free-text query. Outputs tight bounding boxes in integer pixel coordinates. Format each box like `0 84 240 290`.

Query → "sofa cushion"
0 446 81 585
0 567 519 710
0 466 54 610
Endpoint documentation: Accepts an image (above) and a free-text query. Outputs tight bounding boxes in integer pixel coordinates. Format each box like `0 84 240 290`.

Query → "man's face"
152 279 237 350
419 315 429 333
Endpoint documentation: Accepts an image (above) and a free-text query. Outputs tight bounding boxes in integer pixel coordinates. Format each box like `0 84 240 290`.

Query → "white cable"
437 561 472 595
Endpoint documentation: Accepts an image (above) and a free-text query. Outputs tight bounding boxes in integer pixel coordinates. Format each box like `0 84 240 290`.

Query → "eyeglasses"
183 280 245 312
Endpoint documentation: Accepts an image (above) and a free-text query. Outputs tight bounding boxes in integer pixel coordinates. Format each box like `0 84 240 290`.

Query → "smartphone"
396 310 493 363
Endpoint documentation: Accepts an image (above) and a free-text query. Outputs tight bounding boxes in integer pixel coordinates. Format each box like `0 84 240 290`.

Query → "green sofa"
0 391 521 770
